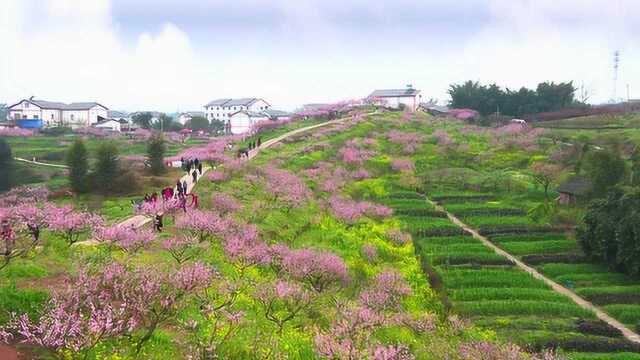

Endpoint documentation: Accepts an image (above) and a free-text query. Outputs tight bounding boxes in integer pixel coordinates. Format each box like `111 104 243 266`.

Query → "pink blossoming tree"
47 205 104 246
255 280 312 334
161 235 199 264
95 225 156 253
175 209 228 243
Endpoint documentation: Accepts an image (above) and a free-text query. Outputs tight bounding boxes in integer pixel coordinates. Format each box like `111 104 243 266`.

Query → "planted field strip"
387 189 640 355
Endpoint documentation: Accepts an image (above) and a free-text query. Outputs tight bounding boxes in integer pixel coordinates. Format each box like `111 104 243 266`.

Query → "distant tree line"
131 112 225 135
448 81 578 117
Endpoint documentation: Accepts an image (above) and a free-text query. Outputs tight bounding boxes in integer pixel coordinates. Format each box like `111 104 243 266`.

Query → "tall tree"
146 133 166 175
185 116 209 132
153 113 180 132
132 112 154 129
582 150 626 197
578 187 640 277
94 142 120 193
66 139 89 193
0 138 13 192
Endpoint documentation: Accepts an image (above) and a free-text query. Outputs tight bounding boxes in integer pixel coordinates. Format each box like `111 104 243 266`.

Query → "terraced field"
382 190 640 359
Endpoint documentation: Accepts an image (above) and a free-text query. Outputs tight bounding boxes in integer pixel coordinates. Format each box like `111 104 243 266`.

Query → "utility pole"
613 50 620 102
627 83 631 103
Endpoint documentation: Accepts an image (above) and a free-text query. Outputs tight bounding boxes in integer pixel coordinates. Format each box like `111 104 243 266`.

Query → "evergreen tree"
146 133 166 176
0 138 13 192
66 139 89 193
94 142 120 193
582 150 626 196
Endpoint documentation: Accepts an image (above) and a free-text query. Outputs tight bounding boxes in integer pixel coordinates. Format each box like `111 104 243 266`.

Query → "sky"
1 0 639 112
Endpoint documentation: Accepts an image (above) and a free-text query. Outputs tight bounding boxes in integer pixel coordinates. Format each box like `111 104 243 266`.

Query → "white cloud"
1 0 639 112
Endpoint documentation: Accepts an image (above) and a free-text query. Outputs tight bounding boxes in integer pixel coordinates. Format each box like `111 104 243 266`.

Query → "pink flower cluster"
432 130 455 146
386 229 411 246
448 108 479 120
387 131 423 154
328 196 393 224
391 159 415 172
262 167 311 208
75 127 114 138
274 247 350 293
207 170 228 183
0 128 35 137
175 209 228 242
211 193 242 215
339 146 376 166
359 270 411 312
458 341 562 360
96 225 156 253
47 205 104 246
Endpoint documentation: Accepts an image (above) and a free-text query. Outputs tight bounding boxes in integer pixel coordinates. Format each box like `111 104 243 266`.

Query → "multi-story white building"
204 98 270 123
177 111 205 125
7 98 108 129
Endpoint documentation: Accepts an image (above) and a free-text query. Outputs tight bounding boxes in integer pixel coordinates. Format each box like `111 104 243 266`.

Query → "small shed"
556 176 592 205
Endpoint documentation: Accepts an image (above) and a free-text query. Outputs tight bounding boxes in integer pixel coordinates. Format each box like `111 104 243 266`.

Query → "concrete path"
429 200 640 344
118 166 210 229
14 157 69 169
110 114 359 231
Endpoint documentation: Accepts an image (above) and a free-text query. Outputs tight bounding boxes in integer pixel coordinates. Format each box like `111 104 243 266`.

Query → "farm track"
429 200 640 344
117 115 357 229
14 157 69 168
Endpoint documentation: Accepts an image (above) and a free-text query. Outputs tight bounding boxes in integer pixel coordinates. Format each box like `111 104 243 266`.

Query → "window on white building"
51 114 54 120
71 114 75 121
23 102 28 108
34 114 39 119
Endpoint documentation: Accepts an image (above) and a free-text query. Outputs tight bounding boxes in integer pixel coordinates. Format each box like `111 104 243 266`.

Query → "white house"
177 111 205 125
204 98 270 123
7 98 108 129
368 87 422 112
93 119 121 132
226 110 269 135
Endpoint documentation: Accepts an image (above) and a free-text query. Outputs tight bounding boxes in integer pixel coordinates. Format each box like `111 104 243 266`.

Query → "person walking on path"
257 137 262 147
182 180 188 195
180 196 187 213
197 163 203 175
194 158 199 167
154 214 163 232
176 181 183 196
192 170 198 183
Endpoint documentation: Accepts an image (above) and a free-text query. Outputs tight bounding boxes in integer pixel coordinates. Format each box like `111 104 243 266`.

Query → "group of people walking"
236 137 262 159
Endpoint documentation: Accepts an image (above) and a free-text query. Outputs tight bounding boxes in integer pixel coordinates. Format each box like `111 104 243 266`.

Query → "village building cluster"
2 86 428 135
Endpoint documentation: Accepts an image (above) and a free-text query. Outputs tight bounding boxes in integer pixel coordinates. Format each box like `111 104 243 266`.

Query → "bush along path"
428 199 640 345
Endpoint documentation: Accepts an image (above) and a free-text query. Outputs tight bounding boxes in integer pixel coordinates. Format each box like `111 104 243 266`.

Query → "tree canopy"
448 81 577 116
66 139 89 193
578 187 640 277
146 133 167 175
0 138 13 192
132 112 154 129
185 116 210 132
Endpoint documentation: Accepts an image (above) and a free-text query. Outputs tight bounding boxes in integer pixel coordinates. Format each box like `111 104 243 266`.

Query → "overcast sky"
1 0 639 112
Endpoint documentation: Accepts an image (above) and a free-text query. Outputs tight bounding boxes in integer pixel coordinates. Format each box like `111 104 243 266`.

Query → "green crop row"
440 268 549 289
449 288 568 302
454 300 594 318
499 240 579 256
490 233 569 243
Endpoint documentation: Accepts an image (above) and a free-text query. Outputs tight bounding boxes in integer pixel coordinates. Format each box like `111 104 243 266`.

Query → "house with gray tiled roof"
203 98 270 123
7 97 109 129
177 111 206 125
368 86 422 111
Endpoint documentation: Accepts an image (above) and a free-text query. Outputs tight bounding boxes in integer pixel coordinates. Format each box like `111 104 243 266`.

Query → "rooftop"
556 176 592 196
11 99 108 110
369 88 421 98
205 98 266 107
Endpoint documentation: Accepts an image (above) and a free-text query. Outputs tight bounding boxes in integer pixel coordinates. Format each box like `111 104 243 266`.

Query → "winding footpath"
14 157 69 169
428 200 640 344
117 116 353 229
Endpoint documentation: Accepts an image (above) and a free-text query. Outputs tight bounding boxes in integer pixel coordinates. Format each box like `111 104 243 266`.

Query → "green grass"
490 233 570 243
576 286 640 297
540 263 615 278
462 215 537 227
568 353 640 360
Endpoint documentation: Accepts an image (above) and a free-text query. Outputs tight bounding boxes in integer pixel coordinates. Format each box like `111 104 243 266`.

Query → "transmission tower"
613 50 620 101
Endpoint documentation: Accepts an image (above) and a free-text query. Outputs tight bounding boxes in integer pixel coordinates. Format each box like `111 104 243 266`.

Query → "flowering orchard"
0 110 575 359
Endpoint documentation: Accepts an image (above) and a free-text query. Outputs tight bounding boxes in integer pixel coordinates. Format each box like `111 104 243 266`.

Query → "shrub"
94 142 120 193
394 209 447 217
0 138 13 191
66 139 89 193
146 133 167 175
478 225 562 236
